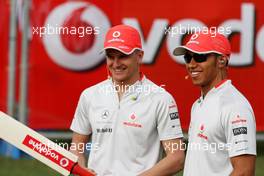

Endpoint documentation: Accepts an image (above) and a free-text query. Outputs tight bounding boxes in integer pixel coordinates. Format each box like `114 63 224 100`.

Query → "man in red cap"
70 24 185 175
173 32 256 176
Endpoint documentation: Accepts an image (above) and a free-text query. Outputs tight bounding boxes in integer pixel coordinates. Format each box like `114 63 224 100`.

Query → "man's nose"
112 57 121 67
187 57 197 68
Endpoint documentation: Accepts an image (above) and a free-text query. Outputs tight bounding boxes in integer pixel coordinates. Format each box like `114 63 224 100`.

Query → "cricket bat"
0 111 94 176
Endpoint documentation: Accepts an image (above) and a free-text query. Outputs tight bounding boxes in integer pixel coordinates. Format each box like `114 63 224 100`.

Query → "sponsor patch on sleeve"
169 112 179 120
232 127 247 136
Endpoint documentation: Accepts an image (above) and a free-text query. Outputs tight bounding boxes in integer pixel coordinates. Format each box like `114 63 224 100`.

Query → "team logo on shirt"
130 113 137 120
101 110 110 119
231 115 247 124
123 113 142 128
197 124 208 140
96 110 112 124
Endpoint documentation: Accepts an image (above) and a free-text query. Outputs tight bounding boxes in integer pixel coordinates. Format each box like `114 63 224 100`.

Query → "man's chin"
191 79 203 87
112 76 127 83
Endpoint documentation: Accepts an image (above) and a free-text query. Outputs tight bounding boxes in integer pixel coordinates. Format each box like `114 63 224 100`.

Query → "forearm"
70 132 89 167
139 154 184 176
230 168 255 176
69 146 86 167
230 155 256 176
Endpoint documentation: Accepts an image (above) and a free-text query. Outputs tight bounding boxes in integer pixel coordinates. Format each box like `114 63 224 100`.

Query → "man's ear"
137 50 144 63
217 55 228 68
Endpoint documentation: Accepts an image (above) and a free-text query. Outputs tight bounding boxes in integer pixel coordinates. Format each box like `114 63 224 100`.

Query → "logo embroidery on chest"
101 110 110 119
123 113 142 128
197 124 208 140
130 113 136 120
96 110 112 124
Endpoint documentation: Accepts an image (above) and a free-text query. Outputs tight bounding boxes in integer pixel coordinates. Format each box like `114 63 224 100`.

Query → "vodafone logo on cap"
43 1 110 70
113 31 121 38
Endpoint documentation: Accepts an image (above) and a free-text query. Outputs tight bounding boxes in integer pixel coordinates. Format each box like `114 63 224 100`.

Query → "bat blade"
0 111 94 176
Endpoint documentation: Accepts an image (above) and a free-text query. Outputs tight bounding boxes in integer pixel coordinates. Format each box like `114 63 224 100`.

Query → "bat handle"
71 164 95 176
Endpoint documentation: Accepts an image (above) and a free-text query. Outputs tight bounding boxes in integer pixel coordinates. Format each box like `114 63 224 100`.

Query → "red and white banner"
0 1 10 112
1 0 264 131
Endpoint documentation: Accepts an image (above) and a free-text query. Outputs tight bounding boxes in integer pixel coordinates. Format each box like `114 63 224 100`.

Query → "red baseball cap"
103 24 142 55
173 32 231 57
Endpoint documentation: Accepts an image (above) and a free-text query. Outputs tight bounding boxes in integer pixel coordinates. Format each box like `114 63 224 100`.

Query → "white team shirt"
70 76 183 176
184 80 256 176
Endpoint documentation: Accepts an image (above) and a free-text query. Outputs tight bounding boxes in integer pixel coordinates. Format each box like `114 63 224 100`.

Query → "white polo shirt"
183 80 256 176
70 76 183 176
